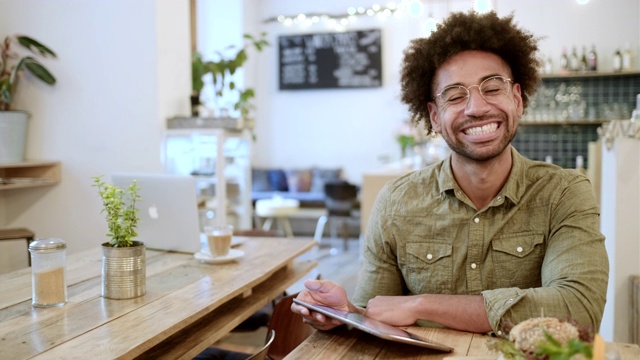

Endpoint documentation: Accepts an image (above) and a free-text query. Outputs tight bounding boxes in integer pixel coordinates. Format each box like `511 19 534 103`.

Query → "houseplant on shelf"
0 34 57 163
93 175 146 299
192 32 269 121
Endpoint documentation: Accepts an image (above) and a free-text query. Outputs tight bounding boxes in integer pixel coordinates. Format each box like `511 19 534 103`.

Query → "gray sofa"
251 167 343 208
251 167 362 238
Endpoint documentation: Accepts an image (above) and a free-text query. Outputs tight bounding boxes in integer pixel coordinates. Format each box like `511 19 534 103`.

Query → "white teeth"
465 123 498 135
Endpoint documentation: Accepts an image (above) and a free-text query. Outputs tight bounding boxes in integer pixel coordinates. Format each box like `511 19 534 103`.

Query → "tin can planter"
101 241 146 299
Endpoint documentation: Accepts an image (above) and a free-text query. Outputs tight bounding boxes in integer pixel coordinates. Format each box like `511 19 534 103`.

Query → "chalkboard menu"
279 29 382 90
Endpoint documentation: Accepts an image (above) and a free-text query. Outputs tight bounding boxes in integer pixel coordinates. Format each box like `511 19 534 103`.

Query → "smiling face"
427 50 524 162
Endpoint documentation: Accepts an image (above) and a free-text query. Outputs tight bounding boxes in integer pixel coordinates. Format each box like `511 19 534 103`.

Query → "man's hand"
291 279 358 330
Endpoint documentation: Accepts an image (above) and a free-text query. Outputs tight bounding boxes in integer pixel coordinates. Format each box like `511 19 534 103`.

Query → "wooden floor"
211 236 363 354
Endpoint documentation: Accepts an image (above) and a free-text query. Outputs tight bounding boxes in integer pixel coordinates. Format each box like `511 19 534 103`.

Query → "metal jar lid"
28 238 67 252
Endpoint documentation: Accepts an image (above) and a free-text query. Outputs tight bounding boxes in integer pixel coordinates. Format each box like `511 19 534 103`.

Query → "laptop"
110 172 203 253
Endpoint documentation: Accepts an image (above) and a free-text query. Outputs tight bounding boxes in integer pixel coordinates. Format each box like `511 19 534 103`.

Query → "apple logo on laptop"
148 204 159 220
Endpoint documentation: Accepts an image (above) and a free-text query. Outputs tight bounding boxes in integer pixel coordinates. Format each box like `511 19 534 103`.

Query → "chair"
195 293 314 360
0 228 35 266
193 329 276 360
265 293 315 360
322 181 359 251
246 329 275 360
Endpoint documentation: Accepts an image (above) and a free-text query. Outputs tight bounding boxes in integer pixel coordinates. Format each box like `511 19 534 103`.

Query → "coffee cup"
204 225 233 257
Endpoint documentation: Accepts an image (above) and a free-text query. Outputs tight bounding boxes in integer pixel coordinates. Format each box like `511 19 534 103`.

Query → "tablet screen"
293 298 453 352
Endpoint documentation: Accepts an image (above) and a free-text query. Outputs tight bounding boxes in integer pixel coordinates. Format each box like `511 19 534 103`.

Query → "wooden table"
0 237 317 360
285 325 640 359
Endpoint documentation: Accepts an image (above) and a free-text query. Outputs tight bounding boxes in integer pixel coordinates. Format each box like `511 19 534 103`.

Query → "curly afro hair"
400 11 541 135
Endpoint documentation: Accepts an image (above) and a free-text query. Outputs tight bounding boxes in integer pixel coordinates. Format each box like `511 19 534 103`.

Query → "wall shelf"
541 71 640 80
0 161 61 190
520 119 610 126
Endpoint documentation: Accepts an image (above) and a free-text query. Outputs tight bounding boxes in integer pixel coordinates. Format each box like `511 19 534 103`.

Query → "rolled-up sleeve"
353 183 406 307
482 175 608 332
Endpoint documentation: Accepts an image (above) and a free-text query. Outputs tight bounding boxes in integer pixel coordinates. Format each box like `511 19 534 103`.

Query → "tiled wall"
513 124 600 169
513 72 640 169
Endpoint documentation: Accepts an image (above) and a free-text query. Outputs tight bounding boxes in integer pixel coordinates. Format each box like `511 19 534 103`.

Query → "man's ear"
428 102 441 133
512 83 524 117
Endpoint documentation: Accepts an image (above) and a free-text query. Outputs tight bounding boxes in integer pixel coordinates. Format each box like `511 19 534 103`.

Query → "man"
292 11 608 335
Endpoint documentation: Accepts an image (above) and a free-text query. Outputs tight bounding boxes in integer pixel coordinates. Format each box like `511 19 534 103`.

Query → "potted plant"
191 51 207 117
192 32 269 120
93 175 146 299
0 34 57 163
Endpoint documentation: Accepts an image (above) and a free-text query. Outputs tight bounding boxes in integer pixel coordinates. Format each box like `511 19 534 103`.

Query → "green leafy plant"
192 32 269 118
93 176 141 248
396 134 416 157
0 34 57 111
535 331 592 360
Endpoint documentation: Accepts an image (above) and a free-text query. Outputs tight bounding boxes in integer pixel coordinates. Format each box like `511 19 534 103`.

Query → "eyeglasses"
434 76 513 109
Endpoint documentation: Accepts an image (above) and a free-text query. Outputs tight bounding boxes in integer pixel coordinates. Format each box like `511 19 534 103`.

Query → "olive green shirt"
353 147 608 332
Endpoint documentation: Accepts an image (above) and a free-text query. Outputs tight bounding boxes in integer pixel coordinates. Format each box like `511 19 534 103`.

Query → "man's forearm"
414 294 492 333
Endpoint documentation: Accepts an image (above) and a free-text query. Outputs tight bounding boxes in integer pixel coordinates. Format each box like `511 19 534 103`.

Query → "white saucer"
194 249 245 264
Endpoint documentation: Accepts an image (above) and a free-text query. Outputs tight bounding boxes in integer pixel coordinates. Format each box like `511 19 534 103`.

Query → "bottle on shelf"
575 155 586 175
613 48 623 72
569 46 580 72
587 44 598 72
544 55 553 74
560 47 570 74
632 93 640 122
545 155 553 164
622 42 633 71
580 46 588 72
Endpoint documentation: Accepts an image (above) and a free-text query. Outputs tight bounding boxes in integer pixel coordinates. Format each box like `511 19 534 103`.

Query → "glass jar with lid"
28 238 68 307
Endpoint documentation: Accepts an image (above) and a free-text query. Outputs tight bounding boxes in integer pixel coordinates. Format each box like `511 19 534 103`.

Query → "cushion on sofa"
251 167 343 208
267 169 289 191
285 169 313 192
251 169 271 191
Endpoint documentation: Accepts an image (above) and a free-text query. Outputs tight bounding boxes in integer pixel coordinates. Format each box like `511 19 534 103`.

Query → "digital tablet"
293 298 454 352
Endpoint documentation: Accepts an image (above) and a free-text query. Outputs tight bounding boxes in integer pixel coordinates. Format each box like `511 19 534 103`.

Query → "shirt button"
507 298 514 303
516 246 523 253
497 196 502 201
496 330 503 336
474 217 480 224
471 263 477 269
426 254 433 260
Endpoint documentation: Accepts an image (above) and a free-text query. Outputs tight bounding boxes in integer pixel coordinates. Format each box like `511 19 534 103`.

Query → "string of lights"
262 2 409 30
262 1 495 32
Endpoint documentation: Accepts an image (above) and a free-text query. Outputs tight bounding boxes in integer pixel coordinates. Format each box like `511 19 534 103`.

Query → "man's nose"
465 86 491 114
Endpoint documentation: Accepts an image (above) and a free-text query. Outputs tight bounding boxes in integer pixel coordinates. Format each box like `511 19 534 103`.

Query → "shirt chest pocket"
492 234 543 257
401 242 453 294
490 233 545 288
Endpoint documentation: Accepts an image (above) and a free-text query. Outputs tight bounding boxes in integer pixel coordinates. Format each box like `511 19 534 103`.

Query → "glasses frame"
433 76 514 109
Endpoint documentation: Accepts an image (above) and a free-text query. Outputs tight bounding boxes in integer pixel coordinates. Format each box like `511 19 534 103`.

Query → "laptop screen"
110 173 202 253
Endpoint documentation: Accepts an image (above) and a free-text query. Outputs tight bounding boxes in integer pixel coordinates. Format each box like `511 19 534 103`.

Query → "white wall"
600 138 640 343
0 0 190 270
248 0 640 182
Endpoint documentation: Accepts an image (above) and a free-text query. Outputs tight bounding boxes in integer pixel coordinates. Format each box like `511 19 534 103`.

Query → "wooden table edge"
136 259 318 359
